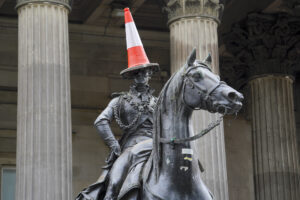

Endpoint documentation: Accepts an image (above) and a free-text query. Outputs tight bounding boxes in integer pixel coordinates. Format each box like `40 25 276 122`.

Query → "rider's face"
133 69 152 85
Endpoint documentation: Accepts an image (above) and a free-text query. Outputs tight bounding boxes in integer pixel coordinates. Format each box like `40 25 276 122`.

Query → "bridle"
159 64 227 145
182 65 226 110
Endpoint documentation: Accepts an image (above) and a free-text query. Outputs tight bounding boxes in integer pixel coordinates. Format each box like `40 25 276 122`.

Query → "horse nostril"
228 92 237 101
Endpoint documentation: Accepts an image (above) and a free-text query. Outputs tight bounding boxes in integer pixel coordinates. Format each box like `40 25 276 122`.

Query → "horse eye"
192 72 203 81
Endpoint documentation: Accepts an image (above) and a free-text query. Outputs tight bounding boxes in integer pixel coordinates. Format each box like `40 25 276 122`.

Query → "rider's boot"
103 181 120 200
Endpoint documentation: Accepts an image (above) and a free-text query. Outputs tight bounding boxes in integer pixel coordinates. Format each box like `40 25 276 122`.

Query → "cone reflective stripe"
124 8 150 68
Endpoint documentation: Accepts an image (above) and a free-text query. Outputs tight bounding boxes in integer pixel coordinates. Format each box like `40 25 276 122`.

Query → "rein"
159 65 226 145
159 112 225 144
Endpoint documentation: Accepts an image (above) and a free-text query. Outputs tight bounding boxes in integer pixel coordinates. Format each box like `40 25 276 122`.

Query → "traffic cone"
120 7 159 79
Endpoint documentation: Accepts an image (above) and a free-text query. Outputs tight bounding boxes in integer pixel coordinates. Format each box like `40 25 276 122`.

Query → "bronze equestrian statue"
76 8 243 200
76 48 243 200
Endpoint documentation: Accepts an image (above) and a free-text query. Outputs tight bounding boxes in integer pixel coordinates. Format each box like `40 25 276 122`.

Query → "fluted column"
16 1 72 199
167 1 228 199
249 75 300 200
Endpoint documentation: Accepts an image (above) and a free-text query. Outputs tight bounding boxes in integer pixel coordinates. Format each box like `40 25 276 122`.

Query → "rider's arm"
94 97 121 156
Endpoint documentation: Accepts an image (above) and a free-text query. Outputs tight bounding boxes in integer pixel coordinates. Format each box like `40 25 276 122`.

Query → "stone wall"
224 115 255 200
295 76 300 162
0 18 18 172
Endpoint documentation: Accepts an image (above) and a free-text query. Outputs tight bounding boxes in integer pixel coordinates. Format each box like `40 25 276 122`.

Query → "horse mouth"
215 103 242 115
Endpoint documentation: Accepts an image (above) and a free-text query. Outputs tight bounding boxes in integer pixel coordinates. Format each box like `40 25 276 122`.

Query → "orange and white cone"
120 8 159 78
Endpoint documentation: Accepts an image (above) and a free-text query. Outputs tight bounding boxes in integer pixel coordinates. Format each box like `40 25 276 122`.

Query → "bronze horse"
140 49 243 200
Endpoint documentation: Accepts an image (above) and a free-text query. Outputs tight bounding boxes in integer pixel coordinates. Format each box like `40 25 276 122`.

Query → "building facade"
0 0 299 200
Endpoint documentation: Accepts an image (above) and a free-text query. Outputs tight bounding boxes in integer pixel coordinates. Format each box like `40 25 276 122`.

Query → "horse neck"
159 97 197 177
161 104 192 144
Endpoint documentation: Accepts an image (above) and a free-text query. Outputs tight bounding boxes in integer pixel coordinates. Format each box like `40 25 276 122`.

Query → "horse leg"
104 149 132 200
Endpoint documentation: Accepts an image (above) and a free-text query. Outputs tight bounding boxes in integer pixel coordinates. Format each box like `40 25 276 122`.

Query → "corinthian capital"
16 0 73 10
221 12 300 89
166 0 224 24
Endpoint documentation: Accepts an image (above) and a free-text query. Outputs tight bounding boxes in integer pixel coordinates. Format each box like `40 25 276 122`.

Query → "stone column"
222 13 300 200
16 1 72 199
249 75 300 200
166 1 228 199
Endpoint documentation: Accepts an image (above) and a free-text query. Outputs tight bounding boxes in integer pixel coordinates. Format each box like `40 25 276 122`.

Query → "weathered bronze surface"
76 48 243 200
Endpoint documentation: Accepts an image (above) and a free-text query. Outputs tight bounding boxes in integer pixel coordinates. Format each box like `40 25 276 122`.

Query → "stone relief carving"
221 12 300 90
165 0 224 24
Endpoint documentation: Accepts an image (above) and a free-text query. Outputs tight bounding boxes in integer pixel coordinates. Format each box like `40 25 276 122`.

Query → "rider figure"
76 8 160 200
95 64 159 200
95 9 159 198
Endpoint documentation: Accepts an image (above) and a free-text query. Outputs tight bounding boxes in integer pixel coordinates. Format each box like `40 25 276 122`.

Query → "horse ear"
203 53 212 67
186 48 197 67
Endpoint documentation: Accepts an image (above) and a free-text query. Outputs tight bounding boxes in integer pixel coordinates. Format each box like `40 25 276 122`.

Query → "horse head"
182 48 243 115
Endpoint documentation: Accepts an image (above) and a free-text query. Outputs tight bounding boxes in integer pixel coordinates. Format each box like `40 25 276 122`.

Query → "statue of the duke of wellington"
77 7 243 200
93 62 158 200
76 8 160 200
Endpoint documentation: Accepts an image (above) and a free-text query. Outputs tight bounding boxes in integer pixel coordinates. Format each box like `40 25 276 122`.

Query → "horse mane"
152 65 186 180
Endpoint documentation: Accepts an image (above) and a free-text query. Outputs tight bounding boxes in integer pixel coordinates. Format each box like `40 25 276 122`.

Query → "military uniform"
95 85 156 154
75 85 156 200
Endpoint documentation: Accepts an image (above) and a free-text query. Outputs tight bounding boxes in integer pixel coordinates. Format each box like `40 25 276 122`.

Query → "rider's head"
132 68 153 85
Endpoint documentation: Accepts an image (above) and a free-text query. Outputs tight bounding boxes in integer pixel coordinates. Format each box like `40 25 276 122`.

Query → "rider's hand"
110 141 121 156
106 141 121 164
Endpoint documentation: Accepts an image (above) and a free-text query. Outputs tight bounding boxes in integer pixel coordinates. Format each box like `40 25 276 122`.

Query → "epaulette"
110 92 127 99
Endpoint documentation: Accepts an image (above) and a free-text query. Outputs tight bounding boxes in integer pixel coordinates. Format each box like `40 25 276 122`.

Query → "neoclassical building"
0 0 299 200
